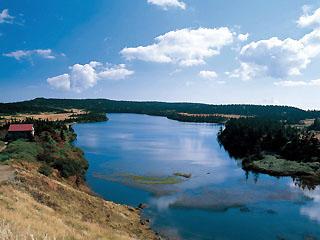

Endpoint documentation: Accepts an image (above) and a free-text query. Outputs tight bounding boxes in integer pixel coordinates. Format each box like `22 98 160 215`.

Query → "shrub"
52 158 88 178
4 140 41 162
38 164 53 176
0 153 10 162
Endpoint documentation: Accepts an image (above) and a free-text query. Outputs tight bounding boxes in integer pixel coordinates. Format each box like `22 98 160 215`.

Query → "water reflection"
74 114 320 240
299 186 320 223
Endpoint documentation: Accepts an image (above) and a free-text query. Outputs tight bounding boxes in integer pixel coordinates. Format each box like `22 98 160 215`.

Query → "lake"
74 113 320 240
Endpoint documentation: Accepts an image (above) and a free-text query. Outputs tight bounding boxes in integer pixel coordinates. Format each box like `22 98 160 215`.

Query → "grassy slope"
0 162 158 240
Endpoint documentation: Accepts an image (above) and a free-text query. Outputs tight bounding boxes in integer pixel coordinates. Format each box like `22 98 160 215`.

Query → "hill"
1 98 320 123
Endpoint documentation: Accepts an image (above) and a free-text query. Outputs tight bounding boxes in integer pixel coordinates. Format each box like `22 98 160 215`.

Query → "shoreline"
242 155 320 187
0 162 159 240
0 117 160 240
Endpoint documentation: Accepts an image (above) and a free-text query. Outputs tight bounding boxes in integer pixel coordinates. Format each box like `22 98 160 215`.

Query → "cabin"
7 124 35 141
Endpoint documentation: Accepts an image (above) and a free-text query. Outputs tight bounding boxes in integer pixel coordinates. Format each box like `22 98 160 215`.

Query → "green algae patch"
173 172 192 178
93 172 185 185
124 174 183 185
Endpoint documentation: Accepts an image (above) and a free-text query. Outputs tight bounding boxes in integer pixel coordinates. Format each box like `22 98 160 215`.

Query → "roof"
8 124 34 132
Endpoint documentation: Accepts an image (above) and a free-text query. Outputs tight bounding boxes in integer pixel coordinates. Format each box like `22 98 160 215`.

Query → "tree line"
218 118 320 163
1 97 320 123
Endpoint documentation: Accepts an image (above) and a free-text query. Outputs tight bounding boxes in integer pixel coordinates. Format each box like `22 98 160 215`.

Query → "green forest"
1 98 320 123
218 118 320 163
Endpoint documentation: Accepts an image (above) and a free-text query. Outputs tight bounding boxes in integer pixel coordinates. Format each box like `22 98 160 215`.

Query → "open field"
177 112 244 119
0 109 86 124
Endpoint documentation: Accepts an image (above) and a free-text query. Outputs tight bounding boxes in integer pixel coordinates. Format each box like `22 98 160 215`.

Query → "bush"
4 140 41 162
38 164 53 176
0 153 10 162
52 158 88 178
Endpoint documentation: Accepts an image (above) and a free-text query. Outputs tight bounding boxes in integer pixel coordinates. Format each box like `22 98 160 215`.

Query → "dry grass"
178 112 244 119
0 165 14 183
0 164 158 240
1 109 86 122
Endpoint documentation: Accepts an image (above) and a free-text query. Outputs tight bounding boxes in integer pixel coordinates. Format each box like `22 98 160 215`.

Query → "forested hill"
1 98 320 122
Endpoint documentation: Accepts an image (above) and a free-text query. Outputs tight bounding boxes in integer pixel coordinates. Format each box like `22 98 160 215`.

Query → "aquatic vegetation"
94 172 184 185
126 174 183 185
173 172 192 178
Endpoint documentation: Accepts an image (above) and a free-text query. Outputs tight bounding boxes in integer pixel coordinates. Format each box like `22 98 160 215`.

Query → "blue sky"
1 0 320 109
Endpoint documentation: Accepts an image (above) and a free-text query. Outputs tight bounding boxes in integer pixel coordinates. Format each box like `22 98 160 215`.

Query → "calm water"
74 114 320 240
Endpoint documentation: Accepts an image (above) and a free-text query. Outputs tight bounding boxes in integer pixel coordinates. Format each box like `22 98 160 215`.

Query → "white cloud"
121 27 234 67
300 28 320 58
199 70 218 79
47 62 134 93
274 79 320 87
0 9 14 24
147 0 186 10
231 31 320 80
3 49 56 60
98 64 134 80
297 7 320 28
237 37 308 79
237 33 249 42
227 62 265 81
229 8 320 82
47 74 71 91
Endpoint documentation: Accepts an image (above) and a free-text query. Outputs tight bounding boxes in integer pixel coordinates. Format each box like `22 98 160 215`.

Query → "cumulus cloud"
0 9 14 24
230 31 320 80
274 79 320 87
227 62 265 81
229 7 320 82
47 62 134 93
297 7 320 28
199 70 218 79
47 74 71 91
239 37 309 79
3 49 56 60
121 27 234 67
147 0 186 10
237 33 249 42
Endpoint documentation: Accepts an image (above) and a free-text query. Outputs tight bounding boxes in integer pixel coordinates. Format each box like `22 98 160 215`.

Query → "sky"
1 0 320 109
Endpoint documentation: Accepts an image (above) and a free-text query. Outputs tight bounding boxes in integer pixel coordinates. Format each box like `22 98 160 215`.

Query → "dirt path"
0 165 14 183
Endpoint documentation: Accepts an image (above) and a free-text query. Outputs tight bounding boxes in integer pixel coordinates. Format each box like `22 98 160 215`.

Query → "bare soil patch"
0 165 14 183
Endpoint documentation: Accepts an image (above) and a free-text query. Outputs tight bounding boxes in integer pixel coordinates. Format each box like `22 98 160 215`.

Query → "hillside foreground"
0 161 158 240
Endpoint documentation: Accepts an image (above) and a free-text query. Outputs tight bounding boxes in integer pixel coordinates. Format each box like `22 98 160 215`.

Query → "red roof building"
8 124 34 132
7 124 35 140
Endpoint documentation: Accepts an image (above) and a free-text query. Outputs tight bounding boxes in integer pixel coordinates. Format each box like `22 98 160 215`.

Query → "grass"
0 166 156 240
125 174 183 185
173 172 192 178
94 172 184 185
0 109 86 122
1 140 41 163
249 155 320 176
